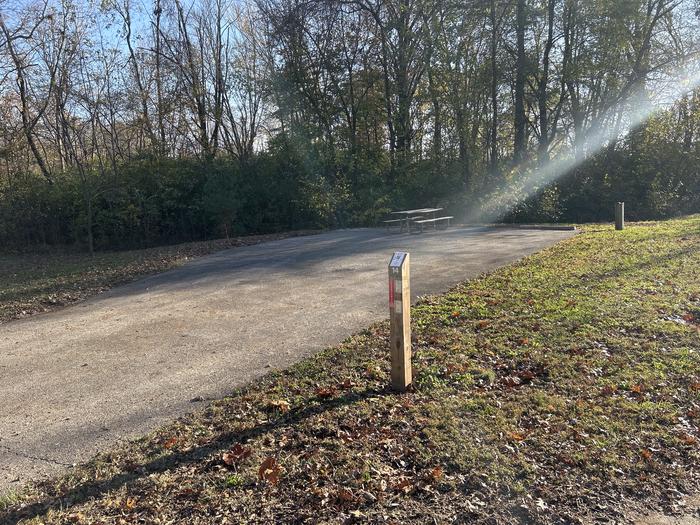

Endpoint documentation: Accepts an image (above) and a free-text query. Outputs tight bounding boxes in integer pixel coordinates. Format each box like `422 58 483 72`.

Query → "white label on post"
390 252 407 268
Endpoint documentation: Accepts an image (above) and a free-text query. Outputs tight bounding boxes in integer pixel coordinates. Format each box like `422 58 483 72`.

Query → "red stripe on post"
389 278 395 308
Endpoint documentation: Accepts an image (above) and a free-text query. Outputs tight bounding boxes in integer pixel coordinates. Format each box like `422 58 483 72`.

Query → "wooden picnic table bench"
412 216 453 232
387 208 442 232
383 215 424 229
384 207 453 233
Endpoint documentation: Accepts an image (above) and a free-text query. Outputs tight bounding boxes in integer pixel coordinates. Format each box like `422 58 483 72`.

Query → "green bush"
1 124 698 253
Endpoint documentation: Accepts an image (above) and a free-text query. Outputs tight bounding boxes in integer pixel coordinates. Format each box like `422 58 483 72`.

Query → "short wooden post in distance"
388 251 412 391
615 202 625 230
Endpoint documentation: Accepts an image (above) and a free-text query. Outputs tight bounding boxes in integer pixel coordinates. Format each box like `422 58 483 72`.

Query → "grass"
0 231 316 324
0 492 20 514
3 216 700 524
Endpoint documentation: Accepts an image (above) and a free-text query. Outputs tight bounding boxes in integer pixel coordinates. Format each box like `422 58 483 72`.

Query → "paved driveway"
0 226 574 493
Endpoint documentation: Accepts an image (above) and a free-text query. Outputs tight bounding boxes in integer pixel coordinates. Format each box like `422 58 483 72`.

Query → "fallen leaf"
559 455 577 466
176 488 199 500
365 366 382 379
518 369 536 381
508 431 526 442
680 434 697 445
223 443 252 466
266 399 291 413
429 466 443 482
393 478 412 493
162 437 177 449
476 320 490 330
502 376 522 388
446 363 466 376
315 386 337 399
258 456 281 484
336 488 354 504
338 379 354 390
601 384 617 396
630 384 644 395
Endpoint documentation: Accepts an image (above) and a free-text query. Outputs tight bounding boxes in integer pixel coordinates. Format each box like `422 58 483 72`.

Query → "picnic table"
384 207 453 232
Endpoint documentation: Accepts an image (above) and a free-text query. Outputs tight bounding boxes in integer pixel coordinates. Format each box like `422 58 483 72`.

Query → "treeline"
0 0 699 252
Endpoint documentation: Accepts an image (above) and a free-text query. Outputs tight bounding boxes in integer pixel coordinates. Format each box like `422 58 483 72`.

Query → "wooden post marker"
388 251 412 391
615 202 625 230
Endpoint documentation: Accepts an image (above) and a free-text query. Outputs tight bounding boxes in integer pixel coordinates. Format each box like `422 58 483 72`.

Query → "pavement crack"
0 444 73 468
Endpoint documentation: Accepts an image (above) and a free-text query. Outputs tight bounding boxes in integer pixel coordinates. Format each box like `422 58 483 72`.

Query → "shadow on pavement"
2 386 391 525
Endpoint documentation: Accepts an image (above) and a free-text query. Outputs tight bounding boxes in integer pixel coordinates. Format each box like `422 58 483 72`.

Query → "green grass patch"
3 217 700 524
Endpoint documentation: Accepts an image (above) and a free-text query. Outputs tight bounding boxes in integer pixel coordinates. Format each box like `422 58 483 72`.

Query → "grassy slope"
3 217 700 524
0 232 316 324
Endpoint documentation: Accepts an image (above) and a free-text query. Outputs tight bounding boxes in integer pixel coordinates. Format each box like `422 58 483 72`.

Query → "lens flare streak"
470 61 700 223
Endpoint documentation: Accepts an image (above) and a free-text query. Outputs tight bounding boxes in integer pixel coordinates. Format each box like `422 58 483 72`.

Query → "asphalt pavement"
0 226 575 493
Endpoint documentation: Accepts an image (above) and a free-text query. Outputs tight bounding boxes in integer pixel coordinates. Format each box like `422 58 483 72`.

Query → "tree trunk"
455 106 471 188
537 0 556 166
513 0 527 164
427 64 442 163
154 0 167 154
86 194 94 256
489 0 499 175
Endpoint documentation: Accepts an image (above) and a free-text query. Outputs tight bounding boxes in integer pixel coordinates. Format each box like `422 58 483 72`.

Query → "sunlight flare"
470 59 700 223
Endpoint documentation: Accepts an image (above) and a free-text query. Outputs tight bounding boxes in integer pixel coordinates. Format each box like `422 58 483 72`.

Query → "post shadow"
2 386 391 525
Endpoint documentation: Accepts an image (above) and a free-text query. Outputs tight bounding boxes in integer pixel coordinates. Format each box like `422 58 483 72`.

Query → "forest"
0 0 699 252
